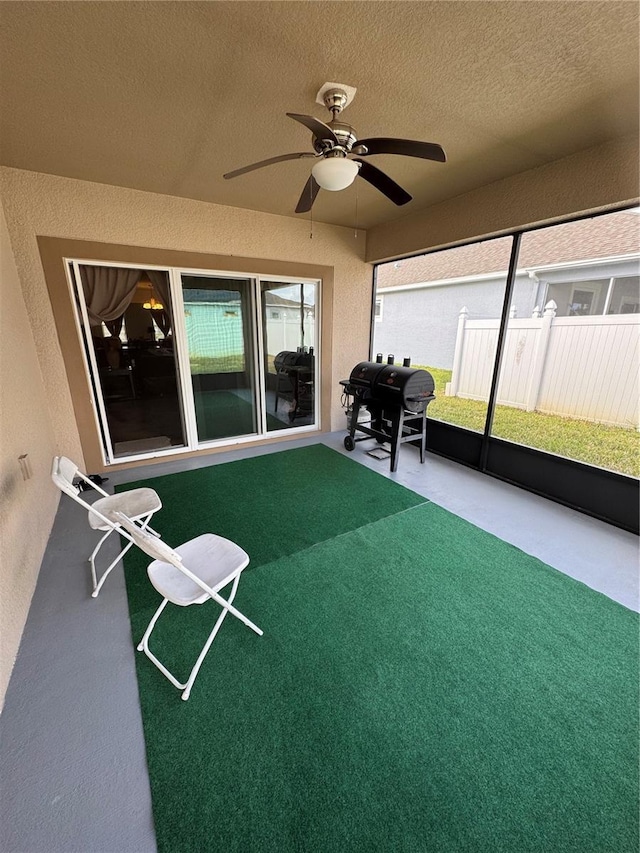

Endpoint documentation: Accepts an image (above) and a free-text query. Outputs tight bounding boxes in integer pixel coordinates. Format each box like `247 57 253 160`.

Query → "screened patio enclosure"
373 207 640 533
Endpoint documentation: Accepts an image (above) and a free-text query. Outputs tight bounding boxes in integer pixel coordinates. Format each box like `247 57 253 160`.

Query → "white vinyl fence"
447 301 640 428
184 302 314 358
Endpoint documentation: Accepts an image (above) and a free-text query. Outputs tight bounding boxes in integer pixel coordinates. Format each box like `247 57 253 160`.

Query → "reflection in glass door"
260 281 317 431
73 263 187 460
180 275 258 442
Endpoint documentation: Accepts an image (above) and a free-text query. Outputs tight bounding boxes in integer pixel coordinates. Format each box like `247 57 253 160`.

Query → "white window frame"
374 295 384 321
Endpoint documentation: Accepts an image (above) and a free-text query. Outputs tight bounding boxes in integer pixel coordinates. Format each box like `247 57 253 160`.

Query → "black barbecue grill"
274 349 314 422
340 355 435 471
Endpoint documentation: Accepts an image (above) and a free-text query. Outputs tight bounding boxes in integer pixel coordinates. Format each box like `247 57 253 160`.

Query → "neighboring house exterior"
375 211 640 370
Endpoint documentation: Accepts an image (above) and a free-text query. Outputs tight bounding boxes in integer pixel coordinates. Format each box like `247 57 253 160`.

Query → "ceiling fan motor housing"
312 120 358 154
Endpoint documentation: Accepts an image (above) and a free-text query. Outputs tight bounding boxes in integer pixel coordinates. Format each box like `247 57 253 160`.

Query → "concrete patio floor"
1 434 637 852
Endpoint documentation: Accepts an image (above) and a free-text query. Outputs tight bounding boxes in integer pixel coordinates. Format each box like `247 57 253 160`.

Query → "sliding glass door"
72 262 187 461
180 275 258 442
260 280 317 431
68 262 320 462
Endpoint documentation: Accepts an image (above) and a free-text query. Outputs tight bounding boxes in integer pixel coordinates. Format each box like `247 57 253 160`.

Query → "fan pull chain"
354 180 359 238
309 178 313 239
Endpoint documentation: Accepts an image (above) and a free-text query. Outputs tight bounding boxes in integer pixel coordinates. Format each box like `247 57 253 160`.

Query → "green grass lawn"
189 354 279 374
416 365 640 478
189 354 245 374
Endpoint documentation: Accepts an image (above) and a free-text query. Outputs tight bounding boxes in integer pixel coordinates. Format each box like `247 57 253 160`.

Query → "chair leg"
211 591 263 636
89 529 113 589
91 539 135 597
136 598 186 691
137 597 168 654
137 595 230 700
181 606 230 701
91 512 156 597
182 575 265 700
137 575 263 701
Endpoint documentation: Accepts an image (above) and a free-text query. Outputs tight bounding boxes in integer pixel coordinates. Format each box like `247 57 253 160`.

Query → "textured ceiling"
1 1 638 229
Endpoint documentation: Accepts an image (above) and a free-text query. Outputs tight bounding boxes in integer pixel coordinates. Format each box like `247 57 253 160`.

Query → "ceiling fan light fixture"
312 157 359 191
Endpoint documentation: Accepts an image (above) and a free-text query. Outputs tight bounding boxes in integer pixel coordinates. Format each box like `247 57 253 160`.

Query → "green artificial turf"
119 446 639 853
192 389 284 441
118 444 426 613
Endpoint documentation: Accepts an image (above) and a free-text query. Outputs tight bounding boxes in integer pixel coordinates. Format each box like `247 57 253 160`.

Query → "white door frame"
64 258 321 465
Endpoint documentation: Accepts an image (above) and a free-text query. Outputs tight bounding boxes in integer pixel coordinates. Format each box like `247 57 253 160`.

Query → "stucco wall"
0 167 371 466
0 199 58 710
366 136 640 263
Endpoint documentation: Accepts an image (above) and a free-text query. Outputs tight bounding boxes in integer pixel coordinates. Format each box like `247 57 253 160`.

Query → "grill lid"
348 361 386 388
372 365 435 411
374 365 434 396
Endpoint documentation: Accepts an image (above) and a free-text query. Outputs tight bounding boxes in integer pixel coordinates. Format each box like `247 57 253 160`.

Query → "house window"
271 311 280 319
568 287 596 316
374 297 383 321
607 275 640 315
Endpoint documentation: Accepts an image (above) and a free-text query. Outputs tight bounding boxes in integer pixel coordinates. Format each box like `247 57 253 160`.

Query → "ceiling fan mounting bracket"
315 82 357 114
323 88 349 115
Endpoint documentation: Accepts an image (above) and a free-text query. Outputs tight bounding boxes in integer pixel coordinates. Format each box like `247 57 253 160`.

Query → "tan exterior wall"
366 136 640 263
0 199 58 710
0 168 371 470
0 167 370 708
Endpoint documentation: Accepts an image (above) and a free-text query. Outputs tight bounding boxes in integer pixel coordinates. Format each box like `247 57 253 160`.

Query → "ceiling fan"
223 85 446 214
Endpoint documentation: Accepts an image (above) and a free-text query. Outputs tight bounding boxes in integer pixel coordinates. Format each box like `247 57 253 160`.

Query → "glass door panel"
260 281 317 431
76 263 187 460
181 275 257 442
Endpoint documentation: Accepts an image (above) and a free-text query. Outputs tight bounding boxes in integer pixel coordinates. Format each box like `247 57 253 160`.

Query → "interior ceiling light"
138 271 164 310
311 156 360 191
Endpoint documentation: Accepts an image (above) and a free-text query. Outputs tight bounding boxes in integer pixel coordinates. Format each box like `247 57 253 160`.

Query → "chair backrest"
113 512 183 566
51 455 115 528
51 455 81 499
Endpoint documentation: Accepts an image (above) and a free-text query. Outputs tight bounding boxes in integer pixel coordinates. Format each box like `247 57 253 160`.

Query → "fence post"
525 299 556 412
448 306 468 397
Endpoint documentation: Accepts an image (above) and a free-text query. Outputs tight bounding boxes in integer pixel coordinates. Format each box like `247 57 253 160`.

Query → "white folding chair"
113 512 263 701
51 456 162 597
